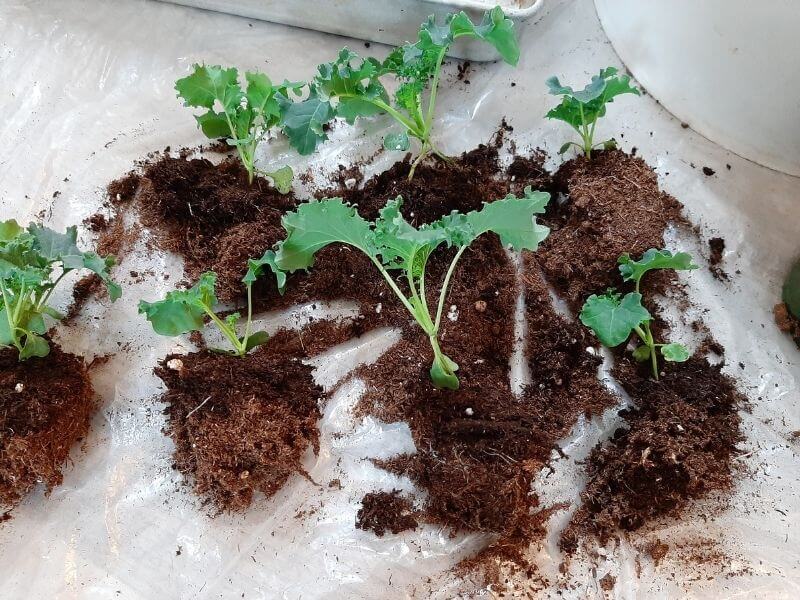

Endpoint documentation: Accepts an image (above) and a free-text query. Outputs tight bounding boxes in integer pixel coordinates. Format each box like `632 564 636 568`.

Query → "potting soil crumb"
355 490 418 537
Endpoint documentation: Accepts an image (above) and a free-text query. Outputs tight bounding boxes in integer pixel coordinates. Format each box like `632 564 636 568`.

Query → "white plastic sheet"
1 0 799 598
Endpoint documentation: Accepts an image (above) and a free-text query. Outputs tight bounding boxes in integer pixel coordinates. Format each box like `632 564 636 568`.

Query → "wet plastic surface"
1 0 799 598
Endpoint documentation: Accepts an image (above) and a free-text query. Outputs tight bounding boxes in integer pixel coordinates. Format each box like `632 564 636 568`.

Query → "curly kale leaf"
0 220 120 360
176 64 296 188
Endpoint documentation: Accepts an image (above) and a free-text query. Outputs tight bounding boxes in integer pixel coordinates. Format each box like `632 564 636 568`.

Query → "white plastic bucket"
595 0 800 176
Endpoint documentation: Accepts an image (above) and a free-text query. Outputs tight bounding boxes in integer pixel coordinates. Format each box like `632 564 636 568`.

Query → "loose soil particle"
599 572 616 592
708 236 729 281
153 330 322 512
355 490 418 537
0 344 95 510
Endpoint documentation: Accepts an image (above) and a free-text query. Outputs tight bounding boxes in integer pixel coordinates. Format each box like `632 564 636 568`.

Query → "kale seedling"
546 67 640 159
580 249 698 379
175 64 302 191
263 187 549 389
281 7 520 180
0 220 120 360
139 254 283 357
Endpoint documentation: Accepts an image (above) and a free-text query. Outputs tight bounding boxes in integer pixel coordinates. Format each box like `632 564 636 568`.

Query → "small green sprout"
0 219 120 360
262 186 550 389
175 64 302 190
546 67 640 159
138 254 284 357
580 249 698 379
281 7 520 180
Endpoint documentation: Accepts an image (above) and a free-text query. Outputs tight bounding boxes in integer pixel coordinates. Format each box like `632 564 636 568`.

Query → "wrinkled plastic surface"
1 0 799 598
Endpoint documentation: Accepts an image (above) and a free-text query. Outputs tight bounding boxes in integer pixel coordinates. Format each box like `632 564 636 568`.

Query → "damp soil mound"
103 154 296 301
0 345 95 510
354 250 618 572
561 357 744 551
154 330 322 512
356 490 418 537
336 144 513 222
538 149 686 307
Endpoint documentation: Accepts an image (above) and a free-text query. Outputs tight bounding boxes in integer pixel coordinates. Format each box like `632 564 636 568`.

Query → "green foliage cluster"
256 187 549 389
138 253 283 357
0 220 120 360
580 249 698 379
282 7 520 179
546 67 639 158
174 7 520 186
175 65 299 190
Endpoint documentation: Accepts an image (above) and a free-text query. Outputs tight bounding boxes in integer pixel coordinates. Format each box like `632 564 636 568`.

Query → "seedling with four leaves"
0 220 121 360
260 186 550 389
138 254 284 357
281 7 520 180
175 64 301 191
580 249 698 379
546 67 639 159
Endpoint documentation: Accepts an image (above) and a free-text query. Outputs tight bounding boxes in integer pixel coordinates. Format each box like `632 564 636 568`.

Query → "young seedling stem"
546 67 640 159
281 7 520 181
265 187 550 389
580 249 698 379
139 253 283 357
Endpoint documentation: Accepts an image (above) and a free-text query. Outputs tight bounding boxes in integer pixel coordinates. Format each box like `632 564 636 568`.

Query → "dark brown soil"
347 147 741 577
153 330 323 512
358 236 519 526
63 274 103 323
537 150 686 308
356 490 418 536
708 237 729 281
0 344 96 510
561 357 744 551
104 155 296 302
343 148 615 569
335 142 510 222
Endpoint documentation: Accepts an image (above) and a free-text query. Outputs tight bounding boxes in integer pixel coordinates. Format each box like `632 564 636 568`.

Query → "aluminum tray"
154 0 545 61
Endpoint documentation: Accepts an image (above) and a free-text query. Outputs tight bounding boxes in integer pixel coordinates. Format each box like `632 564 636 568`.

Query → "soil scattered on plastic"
346 145 617 572
0 344 95 510
356 490 418 537
153 330 322 512
708 236 729 281
561 357 744 551
102 134 745 584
